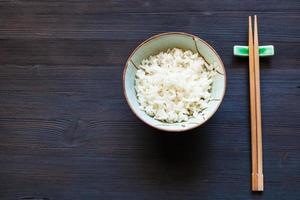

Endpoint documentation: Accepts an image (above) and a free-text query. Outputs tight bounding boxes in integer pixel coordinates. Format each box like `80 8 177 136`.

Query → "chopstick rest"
234 45 274 57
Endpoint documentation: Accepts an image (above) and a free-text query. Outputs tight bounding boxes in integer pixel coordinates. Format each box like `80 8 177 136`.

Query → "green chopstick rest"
234 45 274 57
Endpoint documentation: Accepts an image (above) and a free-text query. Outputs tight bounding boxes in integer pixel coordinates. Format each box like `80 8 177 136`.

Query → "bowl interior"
123 33 226 132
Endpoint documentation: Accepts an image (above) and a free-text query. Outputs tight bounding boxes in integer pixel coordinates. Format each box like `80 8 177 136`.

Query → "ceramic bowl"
123 32 226 132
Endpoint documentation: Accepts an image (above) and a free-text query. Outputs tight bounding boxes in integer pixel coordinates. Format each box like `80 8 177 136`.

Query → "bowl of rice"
123 32 226 132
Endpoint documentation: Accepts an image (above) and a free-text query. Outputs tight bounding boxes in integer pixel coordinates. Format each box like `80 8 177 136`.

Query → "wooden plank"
0 0 299 15
0 40 299 66
0 12 299 41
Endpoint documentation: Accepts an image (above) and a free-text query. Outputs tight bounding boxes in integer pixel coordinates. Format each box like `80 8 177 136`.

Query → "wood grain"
0 0 299 199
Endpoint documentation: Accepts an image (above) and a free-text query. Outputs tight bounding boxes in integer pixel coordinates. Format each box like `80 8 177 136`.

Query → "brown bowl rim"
122 32 227 132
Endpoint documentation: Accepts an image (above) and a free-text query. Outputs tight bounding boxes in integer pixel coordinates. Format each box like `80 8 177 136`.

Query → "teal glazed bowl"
123 32 226 132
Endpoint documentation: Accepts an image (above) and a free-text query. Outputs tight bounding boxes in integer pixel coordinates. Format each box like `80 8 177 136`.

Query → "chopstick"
249 15 264 191
253 15 264 191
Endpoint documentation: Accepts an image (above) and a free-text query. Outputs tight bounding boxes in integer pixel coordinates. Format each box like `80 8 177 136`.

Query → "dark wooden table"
0 1 299 199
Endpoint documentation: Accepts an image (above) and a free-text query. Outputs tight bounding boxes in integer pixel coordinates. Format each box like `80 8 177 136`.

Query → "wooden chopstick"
253 15 264 191
249 15 264 191
248 16 259 191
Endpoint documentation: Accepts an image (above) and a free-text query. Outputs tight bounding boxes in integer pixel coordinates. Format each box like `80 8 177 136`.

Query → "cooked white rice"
135 48 217 123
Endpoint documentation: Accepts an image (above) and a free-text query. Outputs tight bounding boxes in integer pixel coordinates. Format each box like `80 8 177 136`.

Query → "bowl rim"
122 32 227 132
